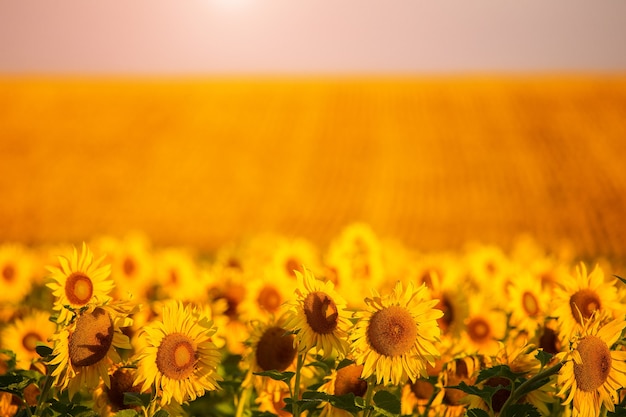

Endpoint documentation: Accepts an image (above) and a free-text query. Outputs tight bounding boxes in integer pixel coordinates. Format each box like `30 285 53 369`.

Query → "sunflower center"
467 317 491 343
65 273 94 305
484 377 511 413
411 379 435 400
69 307 114 367
2 264 15 282
367 305 417 357
21 332 41 352
522 291 539 316
107 368 141 411
569 289 601 324
156 333 197 380
539 325 561 355
285 258 301 278
303 291 339 334
334 364 367 397
574 335 611 392
123 257 136 277
256 326 297 372
436 295 454 333
257 285 282 313
221 283 246 319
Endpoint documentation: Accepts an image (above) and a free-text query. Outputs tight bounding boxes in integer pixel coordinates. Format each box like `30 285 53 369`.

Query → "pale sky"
1 0 625 75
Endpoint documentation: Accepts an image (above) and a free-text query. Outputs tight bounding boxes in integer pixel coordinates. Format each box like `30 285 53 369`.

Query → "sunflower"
0 392 18 417
507 271 551 338
459 294 507 357
0 243 36 306
46 243 115 325
48 301 134 399
242 314 313 395
400 359 445 417
553 263 624 342
0 310 56 371
152 247 201 302
317 363 369 417
556 316 626 417
350 281 442 385
283 267 350 358
134 301 222 406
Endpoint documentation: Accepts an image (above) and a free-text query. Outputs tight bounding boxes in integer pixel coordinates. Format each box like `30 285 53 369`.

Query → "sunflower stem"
292 352 304 417
363 375 376 417
235 383 252 417
499 360 563 416
34 369 54 417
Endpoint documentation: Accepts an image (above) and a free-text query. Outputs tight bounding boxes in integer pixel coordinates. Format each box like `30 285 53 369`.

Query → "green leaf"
0 371 40 397
513 376 552 401
112 410 141 417
372 390 401 416
152 410 170 417
299 391 365 413
253 370 295 384
501 403 541 417
614 275 626 286
534 349 553 368
35 344 54 359
0 350 17 370
336 358 355 370
123 392 151 408
475 365 526 385
608 405 626 417
305 360 331 373
449 381 505 407
465 409 491 417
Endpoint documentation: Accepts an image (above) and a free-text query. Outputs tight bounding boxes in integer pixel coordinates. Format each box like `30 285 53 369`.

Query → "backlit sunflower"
557 316 626 417
283 267 350 358
350 281 442 385
46 243 115 325
317 363 369 417
553 263 623 341
134 301 222 406
48 301 134 399
0 310 56 371
460 294 507 357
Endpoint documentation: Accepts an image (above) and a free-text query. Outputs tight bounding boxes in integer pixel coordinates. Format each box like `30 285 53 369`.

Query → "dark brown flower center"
2 264 15 282
65 273 94 305
484 377 511 413
467 317 491 343
539 325 561 355
570 289 601 324
221 283 246 319
69 307 114 367
411 379 435 400
444 359 473 405
156 332 197 380
256 326 297 372
21 332 42 352
303 291 339 334
107 368 142 411
367 305 417 357
257 285 282 313
436 295 454 333
522 291 539 316
574 335 611 392
334 364 367 397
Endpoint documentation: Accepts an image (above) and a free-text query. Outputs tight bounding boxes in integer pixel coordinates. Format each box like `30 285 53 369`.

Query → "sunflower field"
1 223 626 417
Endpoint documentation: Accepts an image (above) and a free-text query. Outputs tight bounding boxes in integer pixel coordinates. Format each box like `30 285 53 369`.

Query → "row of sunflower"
0 224 625 417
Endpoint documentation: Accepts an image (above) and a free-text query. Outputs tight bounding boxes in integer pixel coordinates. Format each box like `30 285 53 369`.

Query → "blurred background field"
1 1 625 266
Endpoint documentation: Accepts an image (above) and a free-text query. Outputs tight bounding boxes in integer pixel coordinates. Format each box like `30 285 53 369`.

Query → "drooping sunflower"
557 316 626 417
553 263 624 342
48 301 134 399
283 267 350 358
317 363 369 417
46 243 115 325
134 301 222 406
350 281 442 385
241 314 300 394
0 310 56 371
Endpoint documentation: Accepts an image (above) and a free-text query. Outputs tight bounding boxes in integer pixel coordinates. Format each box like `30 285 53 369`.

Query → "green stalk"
235 384 252 417
499 361 563 416
292 352 305 417
363 376 376 417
